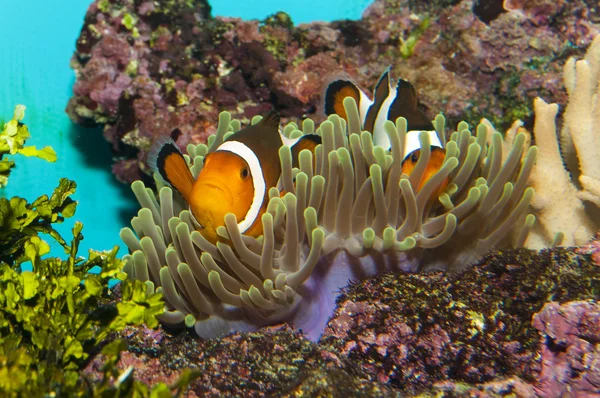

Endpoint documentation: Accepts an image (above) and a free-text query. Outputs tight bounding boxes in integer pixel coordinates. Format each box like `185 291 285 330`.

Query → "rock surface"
84 243 600 396
67 0 600 183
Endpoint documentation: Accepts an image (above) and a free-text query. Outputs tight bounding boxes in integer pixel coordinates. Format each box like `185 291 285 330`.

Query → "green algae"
121 13 140 38
261 11 294 31
97 0 110 14
0 178 77 266
0 105 56 187
399 16 431 59
0 105 201 396
0 187 167 395
260 13 296 64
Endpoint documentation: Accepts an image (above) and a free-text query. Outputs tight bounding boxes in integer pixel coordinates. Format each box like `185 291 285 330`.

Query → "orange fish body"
149 111 320 244
324 68 449 196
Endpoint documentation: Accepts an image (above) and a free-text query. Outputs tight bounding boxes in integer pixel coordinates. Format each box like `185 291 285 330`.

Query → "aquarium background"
0 0 372 256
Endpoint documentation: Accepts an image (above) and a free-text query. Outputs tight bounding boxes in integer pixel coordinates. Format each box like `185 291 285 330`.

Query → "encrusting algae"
121 96 537 341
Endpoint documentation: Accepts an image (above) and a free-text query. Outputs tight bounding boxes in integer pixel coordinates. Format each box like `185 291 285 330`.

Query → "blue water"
212 0 373 24
0 0 372 259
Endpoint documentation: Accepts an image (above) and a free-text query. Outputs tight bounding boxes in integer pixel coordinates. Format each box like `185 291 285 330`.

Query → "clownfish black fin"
395 79 418 109
148 137 194 199
324 79 363 122
372 67 392 103
259 110 281 131
388 78 435 131
364 66 393 132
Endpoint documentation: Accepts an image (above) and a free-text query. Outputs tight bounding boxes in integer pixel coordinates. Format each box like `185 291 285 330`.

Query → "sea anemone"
121 98 536 341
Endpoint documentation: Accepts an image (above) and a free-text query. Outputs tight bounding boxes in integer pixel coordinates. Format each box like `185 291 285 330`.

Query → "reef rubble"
83 240 600 396
67 0 600 183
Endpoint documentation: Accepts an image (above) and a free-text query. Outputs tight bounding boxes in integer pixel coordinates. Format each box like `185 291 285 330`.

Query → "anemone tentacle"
122 98 536 340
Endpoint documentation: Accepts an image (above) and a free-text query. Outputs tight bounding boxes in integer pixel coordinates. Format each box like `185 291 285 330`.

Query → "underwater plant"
0 105 56 187
0 106 189 396
121 98 536 341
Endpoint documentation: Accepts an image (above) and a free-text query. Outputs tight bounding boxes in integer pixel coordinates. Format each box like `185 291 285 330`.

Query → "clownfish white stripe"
357 90 374 123
216 140 266 233
403 130 443 160
372 92 395 149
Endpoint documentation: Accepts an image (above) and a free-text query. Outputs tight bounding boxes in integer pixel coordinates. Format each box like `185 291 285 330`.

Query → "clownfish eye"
240 167 250 180
410 152 419 163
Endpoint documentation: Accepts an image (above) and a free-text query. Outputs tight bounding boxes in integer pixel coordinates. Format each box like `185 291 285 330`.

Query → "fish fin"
148 137 194 199
372 66 392 102
291 134 321 168
395 79 418 109
259 110 281 131
364 66 393 132
388 79 435 131
324 79 363 122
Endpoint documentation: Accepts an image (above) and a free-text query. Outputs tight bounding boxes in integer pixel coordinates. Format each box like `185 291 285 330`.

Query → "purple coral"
318 246 599 393
68 0 600 183
532 301 600 396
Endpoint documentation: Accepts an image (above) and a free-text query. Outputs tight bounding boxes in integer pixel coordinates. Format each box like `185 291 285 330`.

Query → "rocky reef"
67 0 600 183
62 0 600 395
82 240 600 396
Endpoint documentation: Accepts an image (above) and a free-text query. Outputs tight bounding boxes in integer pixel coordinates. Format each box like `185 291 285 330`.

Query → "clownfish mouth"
199 180 233 205
189 208 204 229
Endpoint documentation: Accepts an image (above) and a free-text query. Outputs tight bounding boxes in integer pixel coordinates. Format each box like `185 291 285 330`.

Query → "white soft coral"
526 35 600 248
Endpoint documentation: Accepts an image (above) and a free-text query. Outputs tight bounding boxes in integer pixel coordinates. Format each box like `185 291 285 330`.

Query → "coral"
526 35 600 248
532 301 600 396
121 99 536 341
427 377 538 397
67 0 599 183
319 246 599 393
0 105 56 187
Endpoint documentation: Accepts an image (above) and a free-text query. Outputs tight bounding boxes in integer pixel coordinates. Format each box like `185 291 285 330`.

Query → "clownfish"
148 111 321 244
324 68 447 193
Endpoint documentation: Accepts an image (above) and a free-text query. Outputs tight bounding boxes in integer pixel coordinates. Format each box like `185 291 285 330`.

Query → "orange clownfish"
324 68 447 194
148 111 321 244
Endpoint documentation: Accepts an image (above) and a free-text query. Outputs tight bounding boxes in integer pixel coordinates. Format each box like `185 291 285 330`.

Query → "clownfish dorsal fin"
388 78 435 132
373 67 392 100
147 137 195 200
258 110 281 131
395 78 418 109
226 110 282 148
364 66 393 132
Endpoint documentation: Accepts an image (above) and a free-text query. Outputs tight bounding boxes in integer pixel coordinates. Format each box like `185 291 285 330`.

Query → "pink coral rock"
532 301 600 397
68 0 600 183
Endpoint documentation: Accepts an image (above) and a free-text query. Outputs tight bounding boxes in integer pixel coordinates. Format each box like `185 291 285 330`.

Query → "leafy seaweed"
0 178 77 265
0 217 165 395
0 106 197 396
0 105 57 187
